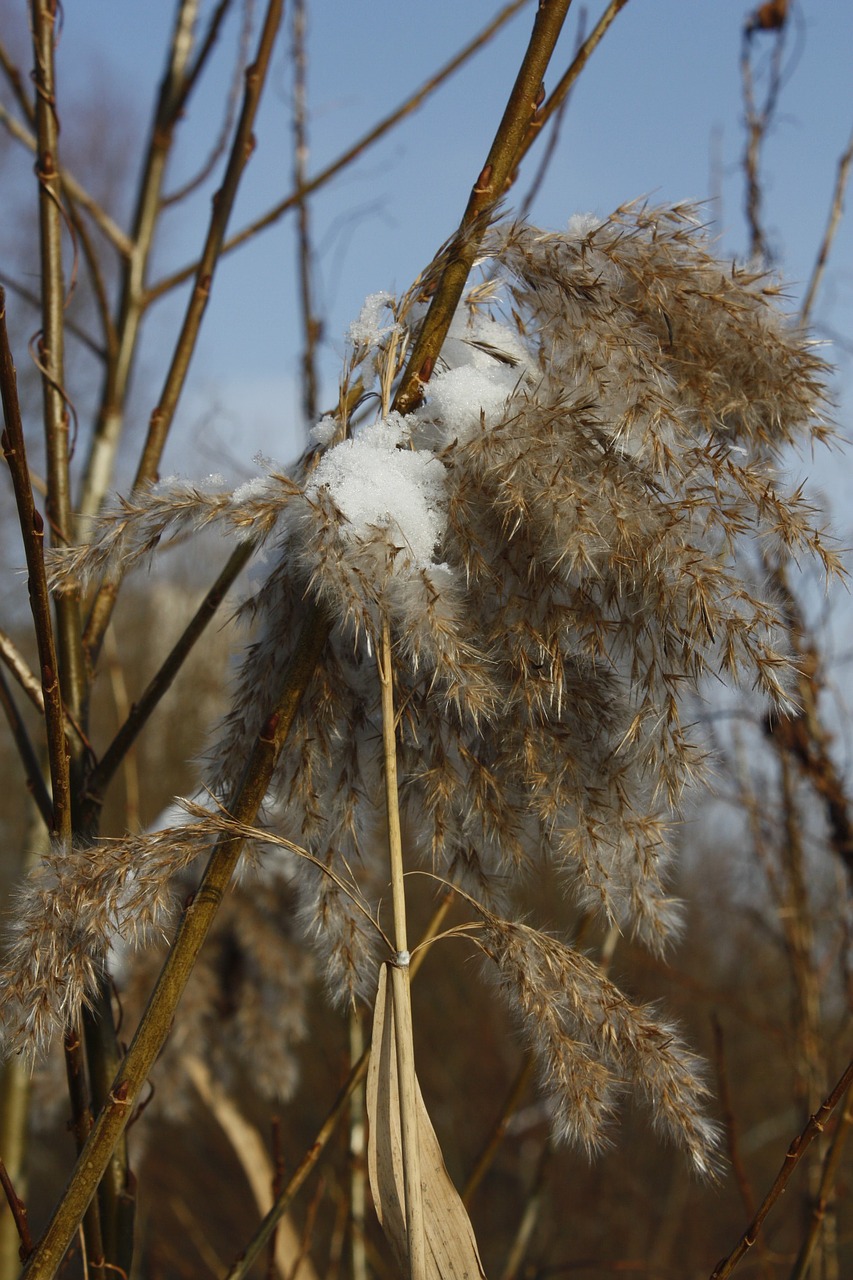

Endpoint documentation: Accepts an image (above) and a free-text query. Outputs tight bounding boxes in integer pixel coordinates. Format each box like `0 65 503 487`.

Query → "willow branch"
462 1058 534 1206
144 0 533 304
83 0 285 661
709 1056 853 1280
0 1153 33 1262
393 0 575 416
516 0 630 172
0 36 34 124
789 1083 853 1280
0 289 70 839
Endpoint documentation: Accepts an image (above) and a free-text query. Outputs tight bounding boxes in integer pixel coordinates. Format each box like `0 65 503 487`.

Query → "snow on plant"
0 203 837 1172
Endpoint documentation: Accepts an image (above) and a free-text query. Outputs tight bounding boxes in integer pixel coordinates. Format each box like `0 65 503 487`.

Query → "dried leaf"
367 964 486 1279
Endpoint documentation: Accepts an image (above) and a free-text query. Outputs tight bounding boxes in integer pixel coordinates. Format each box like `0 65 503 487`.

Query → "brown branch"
0 1152 33 1262
77 0 206 526
709 1056 853 1280
0 666 54 828
789 1083 853 1280
763 565 853 884
0 269 105 360
0 36 35 125
163 0 249 206
462 1057 533 1205
83 540 254 811
63 1023 106 1280
393 0 576 417
144 0 533 305
515 0 630 173
30 0 88 778
0 289 70 838
292 0 322 425
710 1016 774 1280
740 19 787 262
800 119 853 326
83 0 286 662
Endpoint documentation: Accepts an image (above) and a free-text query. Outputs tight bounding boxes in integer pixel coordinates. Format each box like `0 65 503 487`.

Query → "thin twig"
0 268 105 359
83 540 254 814
75 0 199 528
499 1140 551 1280
515 0 630 173
0 288 70 837
0 36 35 124
789 1084 853 1280
740 19 787 262
0 665 54 829
0 1152 34 1261
292 0 321 425
83 0 285 662
710 1016 773 1280
800 119 853 326
518 27 576 219
394 0 575 416
163 0 251 206
144 0 533 305
30 0 88 758
0 102 133 257
709 1056 853 1279
462 1057 534 1205
63 1024 106 1280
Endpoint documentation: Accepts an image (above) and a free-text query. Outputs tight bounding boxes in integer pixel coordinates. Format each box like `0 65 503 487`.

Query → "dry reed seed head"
477 906 719 1173
0 824 213 1058
0 203 835 1139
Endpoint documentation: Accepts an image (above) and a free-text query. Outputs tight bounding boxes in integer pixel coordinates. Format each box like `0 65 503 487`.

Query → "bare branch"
144 0 533 304
710 1057 853 1280
0 289 70 838
83 0 285 660
801 119 853 325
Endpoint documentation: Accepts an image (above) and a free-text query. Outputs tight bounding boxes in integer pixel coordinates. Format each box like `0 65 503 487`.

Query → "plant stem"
517 0 631 171
377 617 425 1280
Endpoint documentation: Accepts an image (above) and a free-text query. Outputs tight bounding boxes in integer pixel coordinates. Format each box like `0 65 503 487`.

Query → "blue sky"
8 1 853 475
